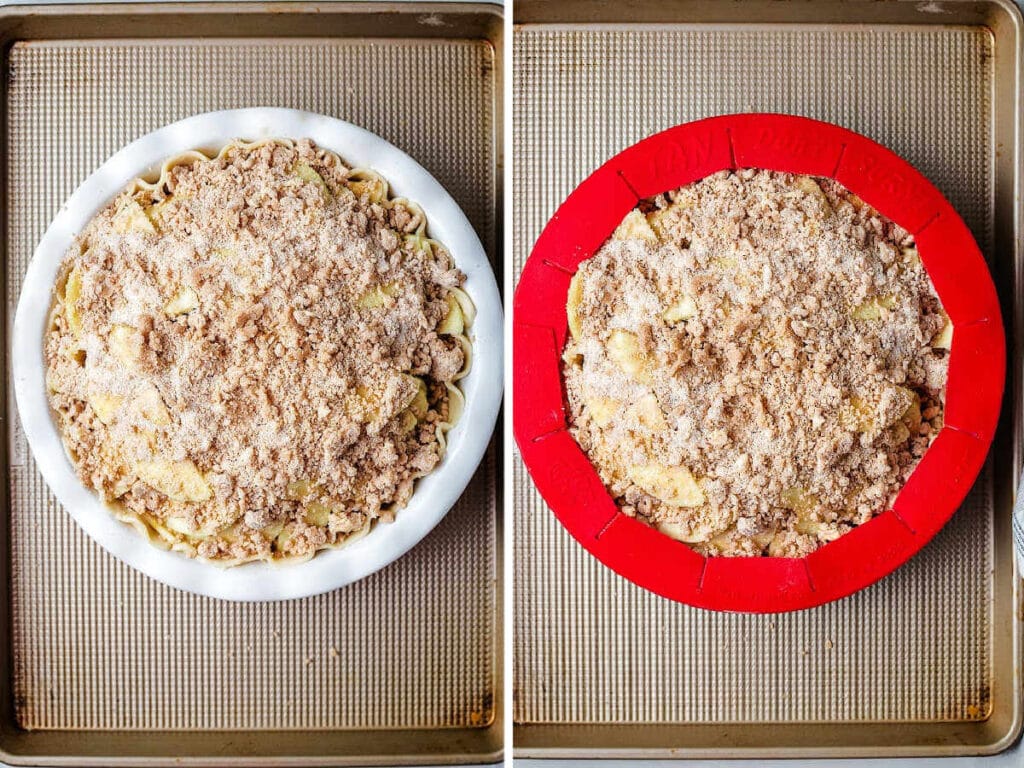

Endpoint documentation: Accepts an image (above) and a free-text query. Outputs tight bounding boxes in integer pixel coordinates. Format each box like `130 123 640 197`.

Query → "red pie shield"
513 114 1005 613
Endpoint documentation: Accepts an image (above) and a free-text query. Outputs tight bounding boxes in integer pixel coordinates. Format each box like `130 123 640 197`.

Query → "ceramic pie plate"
513 113 1004 613
13 107 503 602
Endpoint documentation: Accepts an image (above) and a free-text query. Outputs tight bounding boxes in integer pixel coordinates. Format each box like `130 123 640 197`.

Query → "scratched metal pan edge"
0 2 503 765
512 0 1021 758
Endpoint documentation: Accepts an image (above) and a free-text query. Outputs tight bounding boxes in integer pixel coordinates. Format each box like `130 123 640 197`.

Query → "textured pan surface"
512 17 1017 747
7 38 496 733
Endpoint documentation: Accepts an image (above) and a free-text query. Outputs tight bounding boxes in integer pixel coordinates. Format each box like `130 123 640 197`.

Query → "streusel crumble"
563 169 949 557
45 138 472 565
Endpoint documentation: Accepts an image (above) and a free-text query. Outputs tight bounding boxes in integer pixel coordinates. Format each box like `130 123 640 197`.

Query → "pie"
45 138 473 565
563 169 949 557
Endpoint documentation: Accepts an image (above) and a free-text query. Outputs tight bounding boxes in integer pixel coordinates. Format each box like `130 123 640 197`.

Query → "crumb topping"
563 169 949 557
45 138 471 564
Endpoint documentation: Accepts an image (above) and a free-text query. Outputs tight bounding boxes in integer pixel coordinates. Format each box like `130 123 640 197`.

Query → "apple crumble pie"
563 169 950 557
45 138 473 565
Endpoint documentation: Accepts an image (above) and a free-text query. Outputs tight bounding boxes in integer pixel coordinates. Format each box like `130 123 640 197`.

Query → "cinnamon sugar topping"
563 169 949 557
45 139 471 565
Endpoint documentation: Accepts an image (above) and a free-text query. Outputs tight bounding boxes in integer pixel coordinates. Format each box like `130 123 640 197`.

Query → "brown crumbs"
45 138 472 565
563 169 949 557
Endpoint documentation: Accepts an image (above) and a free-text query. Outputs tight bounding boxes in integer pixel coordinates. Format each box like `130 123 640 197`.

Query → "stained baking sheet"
0 2 502 765
512 0 1021 758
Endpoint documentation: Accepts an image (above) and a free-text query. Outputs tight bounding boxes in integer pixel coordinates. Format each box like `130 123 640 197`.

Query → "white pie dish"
12 107 503 602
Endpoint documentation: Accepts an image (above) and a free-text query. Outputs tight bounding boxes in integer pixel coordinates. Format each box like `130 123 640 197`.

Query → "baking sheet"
512 0 1021 757
0 3 502 764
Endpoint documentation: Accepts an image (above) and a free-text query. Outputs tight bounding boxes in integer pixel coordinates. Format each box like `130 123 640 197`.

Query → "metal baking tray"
0 2 502 765
512 0 1022 758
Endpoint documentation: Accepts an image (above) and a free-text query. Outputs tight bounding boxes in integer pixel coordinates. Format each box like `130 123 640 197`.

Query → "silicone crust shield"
513 114 1005 613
